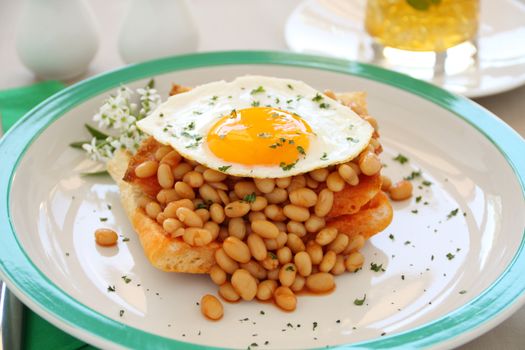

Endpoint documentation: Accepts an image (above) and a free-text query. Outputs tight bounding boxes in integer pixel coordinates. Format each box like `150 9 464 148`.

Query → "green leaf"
69 141 90 149
85 124 109 140
80 170 109 177
147 79 155 89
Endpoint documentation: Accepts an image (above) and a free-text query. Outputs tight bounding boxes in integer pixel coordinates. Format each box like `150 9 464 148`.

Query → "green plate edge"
0 51 524 350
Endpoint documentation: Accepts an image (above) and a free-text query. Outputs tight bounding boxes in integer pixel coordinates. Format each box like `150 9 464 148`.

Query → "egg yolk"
207 107 313 166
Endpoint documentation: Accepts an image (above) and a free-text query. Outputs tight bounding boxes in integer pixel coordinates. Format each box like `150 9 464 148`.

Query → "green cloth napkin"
0 81 96 350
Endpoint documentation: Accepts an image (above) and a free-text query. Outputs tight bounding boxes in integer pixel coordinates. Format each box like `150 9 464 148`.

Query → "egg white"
137 76 373 178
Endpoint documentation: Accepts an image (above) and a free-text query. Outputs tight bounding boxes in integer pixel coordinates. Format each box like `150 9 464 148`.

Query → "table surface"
1 0 524 349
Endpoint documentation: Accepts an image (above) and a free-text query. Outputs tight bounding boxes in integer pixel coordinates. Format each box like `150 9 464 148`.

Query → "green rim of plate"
0 51 524 349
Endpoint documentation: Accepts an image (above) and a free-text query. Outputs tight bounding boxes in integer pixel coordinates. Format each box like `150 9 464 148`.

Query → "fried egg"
137 76 373 178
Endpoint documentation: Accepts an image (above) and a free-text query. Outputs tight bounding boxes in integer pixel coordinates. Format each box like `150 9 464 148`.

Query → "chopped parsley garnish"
296 146 306 155
312 93 323 102
393 154 409 164
185 121 195 130
389 234 395 240
346 137 359 143
286 99 293 104
404 240 411 245
192 111 202 115
260 310 265 315
99 217 108 222
107 285 116 292
446 253 455 260
320 152 328 160
159 113 164 118
211 96 218 101
285 265 295 271
218 165 232 172
447 208 459 219
404 170 422 180
415 196 422 203
269 252 277 259
274 97 280 104
287 84 294 90
119 310 125 317
251 101 260 107
422 180 432 186
312 322 318 330
251 86 265 95
370 263 385 272
243 192 257 203
122 237 130 242
121 275 131 284
196 202 209 210
107 204 112 210
257 132 272 138
354 294 366 305
279 161 297 171
319 102 330 109
411 209 418 214
459 290 467 294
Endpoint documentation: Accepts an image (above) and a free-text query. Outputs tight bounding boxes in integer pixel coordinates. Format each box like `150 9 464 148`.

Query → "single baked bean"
145 201 162 219
331 255 346 275
251 220 279 239
264 204 286 222
217 189 230 205
310 168 329 182
250 196 268 211
176 207 203 227
349 162 361 176
327 234 349 254
228 217 247 240
209 265 227 285
156 212 167 225
265 188 288 204
223 236 251 263
198 183 220 204
279 263 297 287
193 164 207 173
240 260 267 280
215 248 239 274
162 218 183 234
135 160 158 178
381 175 392 191
274 286 297 311
137 196 151 208
256 279 277 301
326 171 345 192
157 163 175 189
315 189 334 217
225 200 251 218
287 175 306 193
203 169 227 182
289 188 317 208
275 176 291 188
203 221 219 241
261 252 279 270
160 150 181 168
219 282 240 302
306 272 335 293
172 162 192 180
183 227 212 246
277 246 293 265
183 171 204 188
155 146 172 161
338 163 358 186
208 181 228 191
163 199 194 218
319 250 337 272
294 251 312 277
195 208 210 222
276 231 288 249
315 227 338 246
247 234 267 261
305 176 319 189
95 228 118 246
306 241 323 265
344 234 365 255
287 221 307 237
209 203 225 224
254 178 275 194
283 204 310 222
359 151 382 176
200 294 223 320
248 211 266 222
172 227 185 238
156 188 179 204
305 215 325 233
286 233 305 253
345 252 365 272
389 180 413 201
234 181 258 199
174 181 195 199
231 269 257 301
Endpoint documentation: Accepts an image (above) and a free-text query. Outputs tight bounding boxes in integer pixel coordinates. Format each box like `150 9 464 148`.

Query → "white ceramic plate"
285 0 525 98
0 52 524 349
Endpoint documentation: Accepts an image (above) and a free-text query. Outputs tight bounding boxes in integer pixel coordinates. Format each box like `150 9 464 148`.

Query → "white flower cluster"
82 82 161 162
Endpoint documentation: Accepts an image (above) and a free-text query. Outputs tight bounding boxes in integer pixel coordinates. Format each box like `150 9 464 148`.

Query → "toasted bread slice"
107 149 219 273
